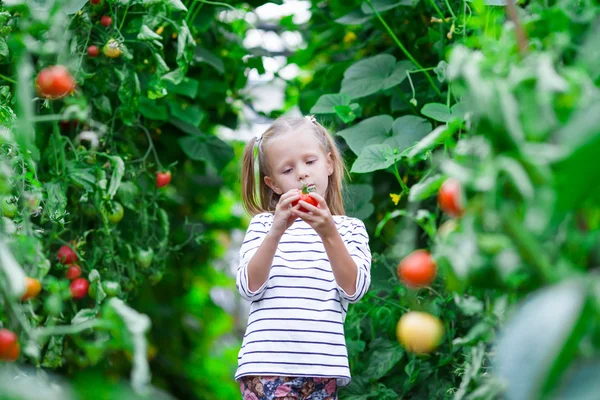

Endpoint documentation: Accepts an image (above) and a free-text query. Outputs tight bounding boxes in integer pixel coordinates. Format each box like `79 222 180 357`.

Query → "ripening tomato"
21 277 42 301
100 16 112 27
438 178 464 217
57 245 78 264
156 171 171 188
70 278 90 300
292 185 319 213
65 264 82 280
90 0 101 4
103 39 121 58
0 329 20 362
396 311 444 354
102 281 121 297
87 45 99 57
36 65 76 99
107 202 124 224
1 199 17 218
397 249 437 288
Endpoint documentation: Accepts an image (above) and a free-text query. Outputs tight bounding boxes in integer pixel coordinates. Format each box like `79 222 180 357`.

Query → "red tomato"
59 119 79 132
21 277 42 301
65 264 82 280
438 178 464 217
398 249 437 288
57 245 78 264
36 66 76 99
90 0 101 4
156 171 172 188
291 185 319 213
100 16 112 27
87 45 99 57
70 278 90 300
0 329 20 362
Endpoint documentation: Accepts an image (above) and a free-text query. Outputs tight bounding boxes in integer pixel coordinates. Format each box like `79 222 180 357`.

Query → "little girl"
235 115 372 400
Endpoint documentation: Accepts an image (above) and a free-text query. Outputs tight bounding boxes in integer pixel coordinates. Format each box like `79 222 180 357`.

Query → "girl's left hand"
293 192 337 239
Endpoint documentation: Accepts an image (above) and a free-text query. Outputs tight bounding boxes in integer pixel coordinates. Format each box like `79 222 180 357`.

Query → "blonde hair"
242 116 347 216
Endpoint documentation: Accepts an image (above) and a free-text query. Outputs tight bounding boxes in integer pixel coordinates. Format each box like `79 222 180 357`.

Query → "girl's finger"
299 200 319 213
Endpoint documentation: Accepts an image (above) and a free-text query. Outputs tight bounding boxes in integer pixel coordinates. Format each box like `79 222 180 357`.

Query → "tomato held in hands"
21 277 42 301
0 329 20 362
156 171 171 188
396 311 444 354
291 185 318 213
70 278 90 300
57 245 78 264
36 66 76 99
397 249 437 288
65 264 82 280
438 178 464 217
100 16 112 27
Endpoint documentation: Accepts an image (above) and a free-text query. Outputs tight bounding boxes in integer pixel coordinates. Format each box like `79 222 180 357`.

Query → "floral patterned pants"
239 376 338 400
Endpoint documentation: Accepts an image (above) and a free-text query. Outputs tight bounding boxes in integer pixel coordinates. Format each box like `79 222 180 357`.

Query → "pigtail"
314 121 348 216
241 137 262 216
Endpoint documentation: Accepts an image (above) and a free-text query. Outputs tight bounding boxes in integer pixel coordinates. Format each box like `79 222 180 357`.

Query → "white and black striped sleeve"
338 218 372 303
236 213 271 301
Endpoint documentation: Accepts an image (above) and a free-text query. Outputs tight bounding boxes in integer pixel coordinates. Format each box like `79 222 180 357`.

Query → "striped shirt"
235 212 372 387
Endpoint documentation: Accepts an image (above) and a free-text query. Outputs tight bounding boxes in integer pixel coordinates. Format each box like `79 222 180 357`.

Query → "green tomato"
102 281 121 297
149 271 163 286
136 248 154 269
2 199 17 218
44 294 63 316
107 202 124 224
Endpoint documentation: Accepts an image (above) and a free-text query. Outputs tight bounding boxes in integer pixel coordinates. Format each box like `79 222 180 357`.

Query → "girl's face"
263 129 334 198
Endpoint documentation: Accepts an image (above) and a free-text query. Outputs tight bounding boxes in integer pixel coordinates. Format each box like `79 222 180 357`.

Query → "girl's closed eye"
283 168 292 174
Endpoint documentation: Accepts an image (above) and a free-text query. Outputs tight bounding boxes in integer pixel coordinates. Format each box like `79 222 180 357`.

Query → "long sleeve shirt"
235 212 372 387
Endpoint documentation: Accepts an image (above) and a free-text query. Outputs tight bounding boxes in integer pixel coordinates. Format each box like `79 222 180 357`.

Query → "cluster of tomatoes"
395 178 464 354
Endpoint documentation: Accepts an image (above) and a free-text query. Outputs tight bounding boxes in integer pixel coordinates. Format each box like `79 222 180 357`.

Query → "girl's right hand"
270 189 300 238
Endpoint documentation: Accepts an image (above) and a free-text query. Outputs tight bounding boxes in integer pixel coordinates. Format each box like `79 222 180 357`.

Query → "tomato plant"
69 278 90 300
106 202 124 224
21 277 42 301
100 15 112 27
155 171 171 188
56 245 78 264
87 45 99 57
65 264 82 280
102 39 121 58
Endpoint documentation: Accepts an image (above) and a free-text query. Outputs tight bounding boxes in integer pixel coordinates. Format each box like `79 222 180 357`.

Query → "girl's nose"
297 171 308 181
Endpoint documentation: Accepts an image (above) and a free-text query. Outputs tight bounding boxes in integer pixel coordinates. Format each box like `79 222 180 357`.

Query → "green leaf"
193 48 225 74
161 68 185 85
421 102 452 122
168 100 205 126
137 25 163 48
106 156 124 200
45 181 67 215
164 0 187 11
177 134 235 172
63 0 89 14
310 93 351 114
335 10 372 25
385 115 432 151
0 37 8 60
344 184 375 219
67 164 97 192
139 97 168 121
361 0 412 14
363 338 404 380
93 95 113 115
0 240 26 299
337 114 393 155
176 21 195 69
407 122 459 159
117 69 141 126
166 77 199 99
341 55 412 100
71 308 98 325
495 280 590 400
334 104 359 123
117 181 140 210
553 360 600 400
408 174 445 202
351 144 396 173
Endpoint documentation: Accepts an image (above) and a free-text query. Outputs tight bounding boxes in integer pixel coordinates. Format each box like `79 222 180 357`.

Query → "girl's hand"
270 189 301 238
292 192 337 239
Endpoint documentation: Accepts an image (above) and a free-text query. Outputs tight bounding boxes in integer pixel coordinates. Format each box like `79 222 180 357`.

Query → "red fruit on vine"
70 278 90 300
100 16 112 27
156 171 172 188
22 277 42 301
90 0 101 4
36 66 76 99
0 329 20 362
87 45 99 57
398 249 437 288
292 184 319 213
438 178 464 217
57 245 78 264
66 264 82 280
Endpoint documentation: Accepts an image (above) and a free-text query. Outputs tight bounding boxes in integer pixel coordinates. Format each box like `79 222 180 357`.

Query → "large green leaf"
344 184 375 219
351 144 396 173
385 115 432 151
362 338 404 380
334 10 372 25
310 93 351 114
177 133 234 172
167 99 205 126
495 280 590 400
337 115 393 155
340 55 412 100
193 48 225 74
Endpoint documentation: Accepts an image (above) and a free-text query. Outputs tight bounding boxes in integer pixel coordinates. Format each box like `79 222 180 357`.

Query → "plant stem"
444 0 457 19
0 73 16 84
366 0 443 98
428 0 446 20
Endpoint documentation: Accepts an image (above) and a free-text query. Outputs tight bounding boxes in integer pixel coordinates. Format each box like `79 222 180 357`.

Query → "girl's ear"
264 176 281 195
326 152 334 176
